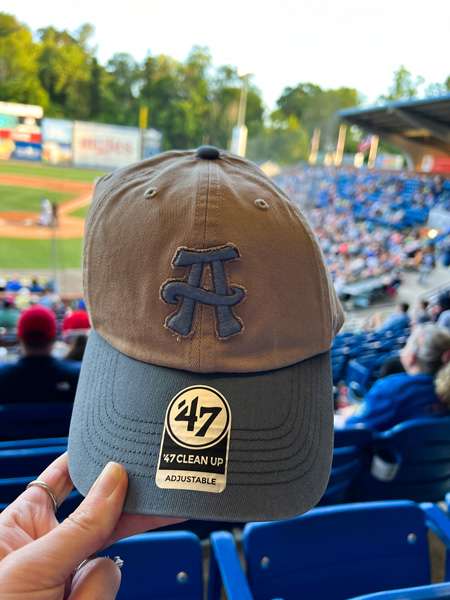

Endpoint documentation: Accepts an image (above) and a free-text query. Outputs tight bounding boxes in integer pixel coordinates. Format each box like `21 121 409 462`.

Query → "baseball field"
0 162 107 272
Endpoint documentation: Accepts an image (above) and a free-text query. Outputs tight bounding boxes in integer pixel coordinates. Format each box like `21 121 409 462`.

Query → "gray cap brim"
68 330 334 522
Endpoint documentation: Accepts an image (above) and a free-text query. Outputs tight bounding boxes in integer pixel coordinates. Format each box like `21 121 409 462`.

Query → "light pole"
230 72 251 157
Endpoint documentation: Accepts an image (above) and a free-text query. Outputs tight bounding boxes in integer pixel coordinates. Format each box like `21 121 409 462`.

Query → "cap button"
196 146 220 159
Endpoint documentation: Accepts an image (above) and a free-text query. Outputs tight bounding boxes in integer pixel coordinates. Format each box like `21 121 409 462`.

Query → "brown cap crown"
83 149 344 373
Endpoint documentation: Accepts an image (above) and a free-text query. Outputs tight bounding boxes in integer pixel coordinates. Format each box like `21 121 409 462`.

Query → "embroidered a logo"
161 244 245 338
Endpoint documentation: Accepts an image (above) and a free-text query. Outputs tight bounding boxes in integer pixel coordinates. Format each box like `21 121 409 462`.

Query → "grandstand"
339 94 450 172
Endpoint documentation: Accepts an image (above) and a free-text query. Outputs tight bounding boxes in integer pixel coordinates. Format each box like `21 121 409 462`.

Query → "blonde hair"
407 323 450 405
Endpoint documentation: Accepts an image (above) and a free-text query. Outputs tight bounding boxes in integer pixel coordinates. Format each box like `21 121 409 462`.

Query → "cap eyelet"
254 198 269 211
145 187 158 199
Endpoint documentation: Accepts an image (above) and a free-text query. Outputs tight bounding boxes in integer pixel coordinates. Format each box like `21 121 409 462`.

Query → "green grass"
0 161 107 182
68 204 90 218
0 186 75 212
0 238 83 269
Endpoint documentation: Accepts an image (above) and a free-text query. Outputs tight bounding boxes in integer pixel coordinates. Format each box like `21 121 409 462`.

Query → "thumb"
12 462 128 589
69 557 122 600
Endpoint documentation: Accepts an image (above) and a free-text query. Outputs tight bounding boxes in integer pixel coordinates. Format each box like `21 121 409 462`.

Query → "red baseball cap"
18 306 57 344
62 309 91 332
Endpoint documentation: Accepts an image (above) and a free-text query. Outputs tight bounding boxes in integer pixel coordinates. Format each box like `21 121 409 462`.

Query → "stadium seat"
355 418 450 503
0 437 68 450
0 445 67 478
0 403 73 440
98 531 204 600
208 501 450 600
319 426 373 505
0 445 82 519
350 583 450 599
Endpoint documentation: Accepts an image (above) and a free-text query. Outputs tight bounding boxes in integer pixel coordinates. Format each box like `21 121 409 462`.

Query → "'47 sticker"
156 386 231 493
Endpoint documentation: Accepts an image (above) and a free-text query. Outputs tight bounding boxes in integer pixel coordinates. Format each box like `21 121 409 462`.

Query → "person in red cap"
62 308 91 336
0 306 81 403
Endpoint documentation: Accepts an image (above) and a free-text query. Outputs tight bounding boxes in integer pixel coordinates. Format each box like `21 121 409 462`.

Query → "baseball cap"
68 147 344 522
62 309 91 334
17 306 57 345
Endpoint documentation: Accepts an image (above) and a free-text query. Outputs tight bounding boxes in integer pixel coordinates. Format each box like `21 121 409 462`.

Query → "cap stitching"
79 342 325 477
79 361 325 480
228 366 323 481
229 366 317 468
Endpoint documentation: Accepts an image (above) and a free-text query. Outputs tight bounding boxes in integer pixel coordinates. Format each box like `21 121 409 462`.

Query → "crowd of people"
275 166 450 293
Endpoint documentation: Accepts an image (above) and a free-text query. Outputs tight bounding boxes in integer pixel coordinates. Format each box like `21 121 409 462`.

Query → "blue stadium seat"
208 501 450 600
98 531 204 600
0 445 82 519
319 427 373 505
0 403 73 440
350 583 450 600
0 437 68 450
356 418 450 503
0 445 67 477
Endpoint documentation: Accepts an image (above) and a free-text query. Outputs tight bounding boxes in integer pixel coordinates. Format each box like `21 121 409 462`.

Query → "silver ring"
26 480 58 513
74 555 124 574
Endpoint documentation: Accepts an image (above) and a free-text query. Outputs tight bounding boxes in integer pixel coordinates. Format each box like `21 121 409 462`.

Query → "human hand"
0 453 184 599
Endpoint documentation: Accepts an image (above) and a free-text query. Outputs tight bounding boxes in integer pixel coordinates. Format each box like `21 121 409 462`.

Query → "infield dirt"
0 173 92 239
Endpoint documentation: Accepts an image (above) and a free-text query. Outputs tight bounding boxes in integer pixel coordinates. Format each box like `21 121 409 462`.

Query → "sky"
5 0 450 111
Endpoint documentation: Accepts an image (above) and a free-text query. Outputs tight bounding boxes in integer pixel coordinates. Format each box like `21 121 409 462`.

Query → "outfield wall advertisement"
41 118 73 164
0 101 163 169
72 122 141 169
0 102 43 162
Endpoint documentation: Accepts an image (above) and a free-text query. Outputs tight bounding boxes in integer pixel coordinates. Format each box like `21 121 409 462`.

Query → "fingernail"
92 462 123 497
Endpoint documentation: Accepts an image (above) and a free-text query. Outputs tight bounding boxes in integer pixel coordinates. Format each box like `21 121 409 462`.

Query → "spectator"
377 302 411 332
28 277 44 293
344 324 450 431
5 275 22 292
0 306 81 403
377 355 405 379
65 333 88 361
62 308 91 338
414 299 431 324
417 247 436 285
431 292 450 326
39 286 56 309
0 297 20 331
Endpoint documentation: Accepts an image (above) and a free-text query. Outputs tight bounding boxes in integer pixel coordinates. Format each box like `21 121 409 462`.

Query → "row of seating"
2 417 450 522
331 328 410 388
11 498 444 600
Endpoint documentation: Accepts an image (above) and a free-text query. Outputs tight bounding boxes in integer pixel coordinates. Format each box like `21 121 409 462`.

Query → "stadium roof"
338 94 450 170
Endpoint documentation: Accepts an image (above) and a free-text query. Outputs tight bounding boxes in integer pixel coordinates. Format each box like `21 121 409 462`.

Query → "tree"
270 83 360 154
98 52 141 125
379 65 425 102
37 24 99 119
247 115 310 166
208 66 264 150
424 77 450 98
0 13 48 106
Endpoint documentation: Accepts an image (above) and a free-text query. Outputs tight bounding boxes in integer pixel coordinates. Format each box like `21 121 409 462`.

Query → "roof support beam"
389 107 450 145
339 116 449 170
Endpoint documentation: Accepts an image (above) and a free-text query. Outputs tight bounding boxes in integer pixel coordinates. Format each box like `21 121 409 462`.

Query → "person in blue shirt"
345 323 450 432
0 305 81 403
377 302 411 333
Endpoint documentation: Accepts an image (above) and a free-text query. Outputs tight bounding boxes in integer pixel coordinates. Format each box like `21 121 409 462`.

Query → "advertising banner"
0 102 43 161
73 121 141 169
41 118 73 164
422 155 450 174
